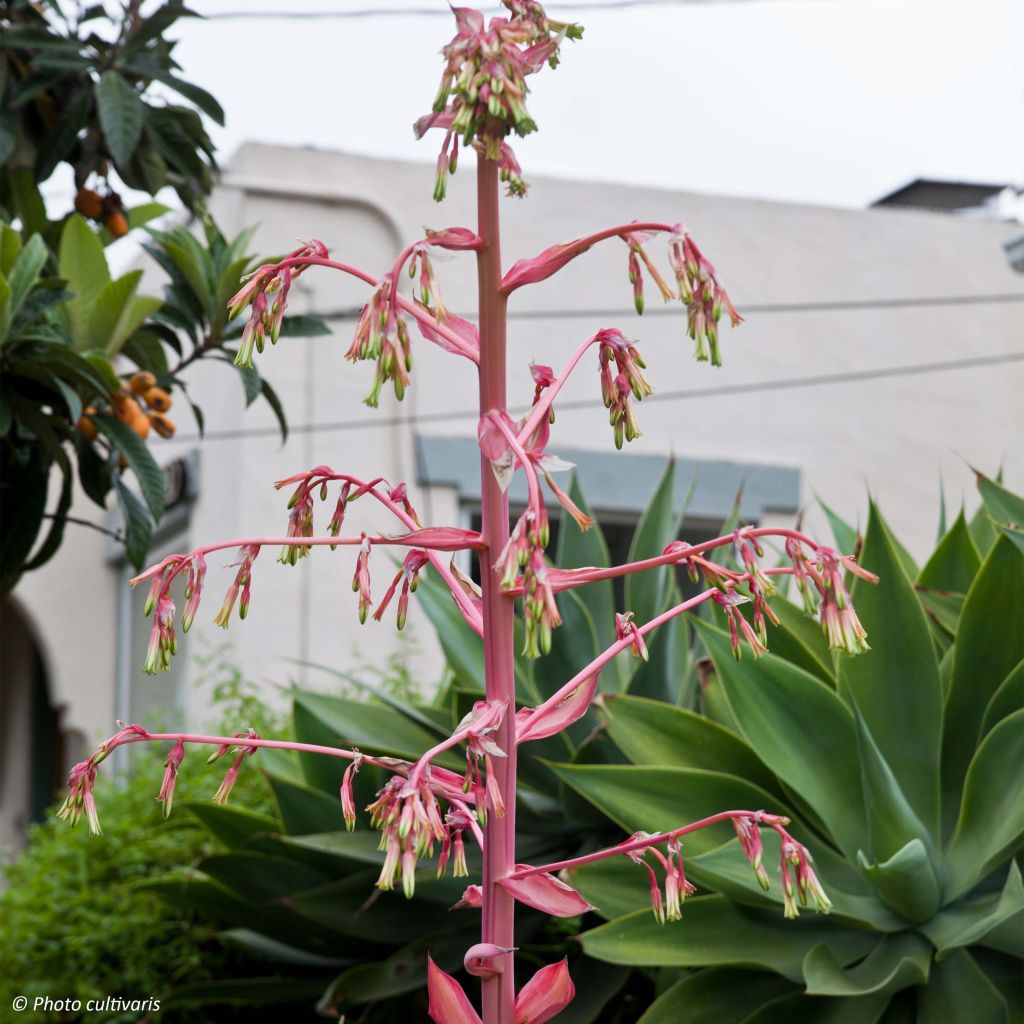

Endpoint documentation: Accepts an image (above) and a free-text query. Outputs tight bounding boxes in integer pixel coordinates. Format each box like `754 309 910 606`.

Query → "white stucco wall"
12 144 1024 754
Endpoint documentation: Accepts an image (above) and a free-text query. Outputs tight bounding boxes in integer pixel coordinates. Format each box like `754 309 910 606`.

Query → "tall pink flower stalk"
62 5 878 1022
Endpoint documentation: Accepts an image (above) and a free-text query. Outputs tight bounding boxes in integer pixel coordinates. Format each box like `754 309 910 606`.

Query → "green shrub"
0 674 278 1023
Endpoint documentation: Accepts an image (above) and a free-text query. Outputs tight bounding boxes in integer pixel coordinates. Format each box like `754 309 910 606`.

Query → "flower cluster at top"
414 1 583 199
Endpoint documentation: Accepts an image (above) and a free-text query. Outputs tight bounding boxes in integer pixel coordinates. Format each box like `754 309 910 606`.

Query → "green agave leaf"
636 966 796 1024
569 855 654 920
943 710 1024 901
856 839 941 923
220 929 345 967
579 896 877 981
626 592 692 704
552 958 630 1024
322 928 468 1006
59 214 111 348
265 772 344 836
838 502 942 838
546 761 798 857
95 70 145 164
601 693 777 793
198 851 329 903
941 536 1024 831
802 933 931 996
852 701 935 867
975 470 1024 555
740 991 891 1024
0 224 21 276
916 949 1009 1024
556 472 622 688
968 499 1000 556
292 690 460 769
763 595 836 685
624 461 685 633
977 911 1024 958
417 568 484 692
262 831 386 874
182 801 280 848
915 588 964 642
161 977 332 1010
530 584 602 708
980 659 1024 739
917 510 981 594
923 862 1024 960
817 495 859 554
694 621 866 861
290 872 472 944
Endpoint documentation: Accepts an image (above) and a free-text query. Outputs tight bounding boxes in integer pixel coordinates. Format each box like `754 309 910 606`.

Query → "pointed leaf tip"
515 959 575 1024
427 956 482 1024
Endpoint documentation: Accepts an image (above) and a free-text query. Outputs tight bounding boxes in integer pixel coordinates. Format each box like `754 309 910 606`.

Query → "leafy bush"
569 472 1024 1023
0 676 279 1024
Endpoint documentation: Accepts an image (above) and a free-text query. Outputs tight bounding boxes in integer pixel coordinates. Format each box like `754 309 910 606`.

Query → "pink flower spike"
515 959 575 1024
515 673 598 745
464 943 514 978
500 868 593 917
427 956 482 1024
157 739 185 819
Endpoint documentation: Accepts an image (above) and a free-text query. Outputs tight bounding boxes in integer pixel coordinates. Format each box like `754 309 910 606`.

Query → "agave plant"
560 471 1023 1023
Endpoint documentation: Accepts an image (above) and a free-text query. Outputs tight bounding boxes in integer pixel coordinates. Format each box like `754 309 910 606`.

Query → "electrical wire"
168 349 1024 443
203 1 774 20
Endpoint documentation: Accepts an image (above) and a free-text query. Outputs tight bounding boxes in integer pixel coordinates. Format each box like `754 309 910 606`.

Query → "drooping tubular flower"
595 328 652 448
214 544 260 629
624 833 697 924
278 489 314 565
711 589 768 660
669 231 742 366
415 1 582 199
347 273 413 406
353 534 373 624
228 239 329 368
814 545 877 655
784 539 877 654
143 595 177 675
57 759 102 835
622 226 676 315
367 776 447 898
157 739 185 818
373 549 430 630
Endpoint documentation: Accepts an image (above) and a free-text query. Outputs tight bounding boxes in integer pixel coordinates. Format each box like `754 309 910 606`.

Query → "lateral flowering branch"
94 4 882 1023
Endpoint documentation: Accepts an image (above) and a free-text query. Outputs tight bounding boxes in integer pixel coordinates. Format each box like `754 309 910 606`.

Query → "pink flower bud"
464 943 514 978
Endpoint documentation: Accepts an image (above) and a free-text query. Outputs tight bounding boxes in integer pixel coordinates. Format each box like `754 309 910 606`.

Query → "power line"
170 349 1024 444
311 291 1024 324
204 1 767 20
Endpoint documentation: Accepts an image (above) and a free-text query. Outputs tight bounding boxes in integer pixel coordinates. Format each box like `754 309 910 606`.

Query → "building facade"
3 145 1022 850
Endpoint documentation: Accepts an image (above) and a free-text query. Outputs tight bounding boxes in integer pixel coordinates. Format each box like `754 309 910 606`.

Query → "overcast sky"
173 0 1024 210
